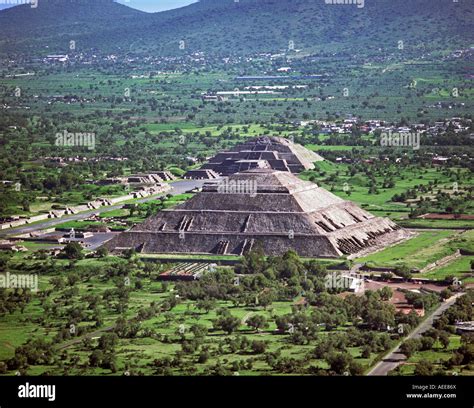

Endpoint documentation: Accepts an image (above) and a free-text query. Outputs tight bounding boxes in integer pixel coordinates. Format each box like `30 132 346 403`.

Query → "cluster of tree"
397 330 473 375
0 289 32 316
176 250 332 307
114 316 141 339
444 333 474 370
212 309 241 335
88 333 119 373
264 347 364 376
313 329 392 360
7 338 55 371
404 290 439 310
442 292 473 325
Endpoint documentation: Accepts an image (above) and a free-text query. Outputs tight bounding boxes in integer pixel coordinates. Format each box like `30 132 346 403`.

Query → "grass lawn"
357 230 458 270
420 256 474 282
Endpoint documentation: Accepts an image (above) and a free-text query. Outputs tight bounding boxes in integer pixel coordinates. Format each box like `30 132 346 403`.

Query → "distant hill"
0 0 472 55
0 0 146 36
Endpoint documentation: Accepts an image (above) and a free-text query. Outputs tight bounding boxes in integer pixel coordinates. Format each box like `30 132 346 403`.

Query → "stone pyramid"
198 136 324 176
104 169 411 258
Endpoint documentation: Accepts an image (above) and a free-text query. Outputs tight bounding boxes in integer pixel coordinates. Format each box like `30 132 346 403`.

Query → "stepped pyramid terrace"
184 136 323 178
104 169 412 258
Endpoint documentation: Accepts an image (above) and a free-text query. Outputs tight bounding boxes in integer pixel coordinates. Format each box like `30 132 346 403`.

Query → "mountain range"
0 0 472 56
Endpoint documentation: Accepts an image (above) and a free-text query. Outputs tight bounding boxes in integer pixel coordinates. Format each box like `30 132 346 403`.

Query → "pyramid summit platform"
104 169 412 258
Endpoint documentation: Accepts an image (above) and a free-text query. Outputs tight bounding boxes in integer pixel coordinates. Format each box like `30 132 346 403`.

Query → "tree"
96 247 109 258
89 350 103 368
364 302 395 331
22 198 30 212
251 340 267 354
326 352 353 375
114 316 128 338
258 290 275 310
195 299 216 314
348 360 364 376
439 331 450 349
239 246 266 275
445 352 463 369
246 315 268 332
394 265 412 280
123 248 136 259
400 339 420 358
440 288 452 300
101 352 118 372
414 360 434 376
379 287 393 301
420 336 435 351
198 351 210 364
361 345 372 359
213 314 241 335
190 324 208 339
98 333 118 351
63 242 83 260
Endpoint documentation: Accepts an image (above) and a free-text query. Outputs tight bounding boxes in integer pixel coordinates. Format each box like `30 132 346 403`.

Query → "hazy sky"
116 0 198 12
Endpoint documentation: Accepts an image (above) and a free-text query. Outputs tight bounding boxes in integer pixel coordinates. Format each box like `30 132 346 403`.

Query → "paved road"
367 292 465 376
0 180 206 238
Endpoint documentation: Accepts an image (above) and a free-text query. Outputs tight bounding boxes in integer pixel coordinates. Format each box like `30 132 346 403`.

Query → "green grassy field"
358 231 458 270
420 256 474 282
